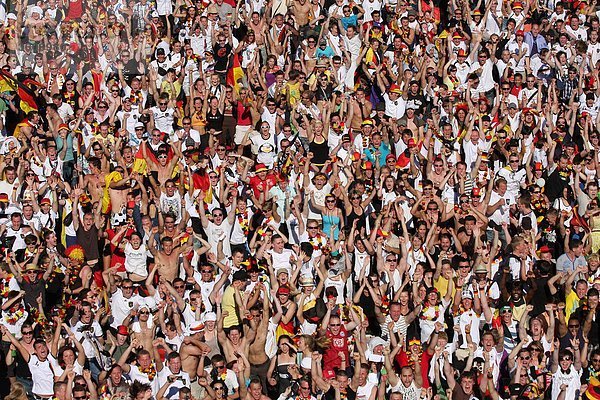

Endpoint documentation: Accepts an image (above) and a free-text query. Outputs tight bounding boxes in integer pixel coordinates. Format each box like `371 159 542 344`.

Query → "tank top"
205 109 224 131
309 138 329 166
323 278 346 304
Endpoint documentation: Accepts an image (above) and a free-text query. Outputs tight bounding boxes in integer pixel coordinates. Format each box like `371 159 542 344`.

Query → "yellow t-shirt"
222 285 242 329
160 80 182 100
434 276 450 298
282 82 301 107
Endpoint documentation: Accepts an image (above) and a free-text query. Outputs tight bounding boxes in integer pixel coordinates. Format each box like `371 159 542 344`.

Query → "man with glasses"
145 94 179 135
72 301 104 379
2 327 61 399
550 346 582 400
108 276 143 330
497 153 527 199
583 349 600 381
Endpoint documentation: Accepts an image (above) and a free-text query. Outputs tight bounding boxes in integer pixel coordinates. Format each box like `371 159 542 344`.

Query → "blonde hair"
6 383 28 400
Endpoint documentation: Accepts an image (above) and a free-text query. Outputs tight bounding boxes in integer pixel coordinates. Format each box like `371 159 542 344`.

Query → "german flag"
0 70 41 114
226 53 244 94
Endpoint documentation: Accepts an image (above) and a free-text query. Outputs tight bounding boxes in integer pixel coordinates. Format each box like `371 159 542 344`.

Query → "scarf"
138 363 157 381
4 305 25 325
0 274 14 298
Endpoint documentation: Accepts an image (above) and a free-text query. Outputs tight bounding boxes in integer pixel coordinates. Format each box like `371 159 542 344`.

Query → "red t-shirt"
396 349 433 388
66 0 84 20
236 101 252 126
323 326 350 372
106 228 133 272
248 174 277 198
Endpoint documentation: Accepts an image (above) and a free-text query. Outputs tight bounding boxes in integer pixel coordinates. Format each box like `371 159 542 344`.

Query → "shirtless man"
124 302 156 352
4 322 35 385
147 228 193 282
216 308 254 363
80 157 106 203
248 13 266 46
180 336 212 380
291 0 312 28
247 285 271 388
350 88 373 130
240 378 271 400
108 166 134 218
144 140 181 187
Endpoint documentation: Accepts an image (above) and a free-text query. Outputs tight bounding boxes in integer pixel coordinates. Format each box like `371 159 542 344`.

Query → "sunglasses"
174 285 185 289
139 311 150 315
22 331 33 335
122 285 133 289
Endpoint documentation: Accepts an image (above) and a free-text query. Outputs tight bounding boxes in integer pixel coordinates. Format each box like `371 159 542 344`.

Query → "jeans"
16 376 34 400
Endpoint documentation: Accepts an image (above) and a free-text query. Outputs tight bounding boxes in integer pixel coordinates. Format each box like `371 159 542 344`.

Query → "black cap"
156 48 166 55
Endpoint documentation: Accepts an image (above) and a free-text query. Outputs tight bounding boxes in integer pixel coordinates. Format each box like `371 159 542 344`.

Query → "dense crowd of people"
0 0 600 400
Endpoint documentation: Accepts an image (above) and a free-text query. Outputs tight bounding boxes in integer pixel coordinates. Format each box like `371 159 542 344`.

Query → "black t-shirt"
213 43 233 72
206 109 224 131
20 277 46 310
123 59 141 79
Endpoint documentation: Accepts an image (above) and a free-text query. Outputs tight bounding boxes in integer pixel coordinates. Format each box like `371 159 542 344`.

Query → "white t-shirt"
488 189 515 226
157 367 192 399
125 243 148 278
110 289 143 328
29 354 61 396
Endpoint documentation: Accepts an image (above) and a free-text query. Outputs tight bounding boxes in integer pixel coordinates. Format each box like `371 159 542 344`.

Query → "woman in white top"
53 324 87 377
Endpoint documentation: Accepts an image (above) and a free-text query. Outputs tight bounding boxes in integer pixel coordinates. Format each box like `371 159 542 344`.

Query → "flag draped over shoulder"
0 70 41 114
226 53 244 93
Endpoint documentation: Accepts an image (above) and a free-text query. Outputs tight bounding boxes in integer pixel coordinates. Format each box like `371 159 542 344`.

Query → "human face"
401 368 414 387
329 317 342 334
228 329 241 344
169 356 182 373
389 304 401 321
273 238 284 252
559 353 573 370
121 282 134 298
461 377 474 394
110 366 123 384
138 353 151 369
589 295 599 310
83 213 94 230
250 382 262 400
34 342 49 360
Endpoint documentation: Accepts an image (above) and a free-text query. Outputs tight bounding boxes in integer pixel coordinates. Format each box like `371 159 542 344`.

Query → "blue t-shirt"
341 14 358 30
316 46 335 59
